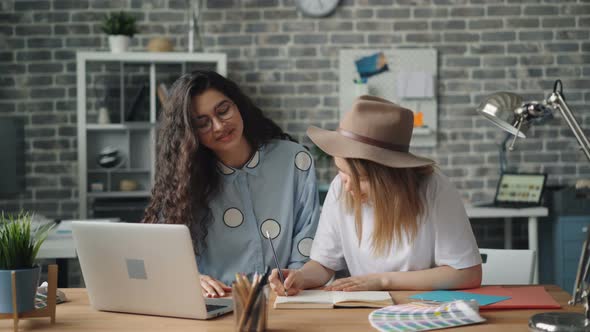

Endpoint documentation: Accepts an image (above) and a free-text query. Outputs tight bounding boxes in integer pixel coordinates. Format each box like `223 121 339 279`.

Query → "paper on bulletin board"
339 49 438 147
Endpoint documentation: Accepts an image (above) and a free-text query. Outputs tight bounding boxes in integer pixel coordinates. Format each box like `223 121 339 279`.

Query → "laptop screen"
495 173 547 205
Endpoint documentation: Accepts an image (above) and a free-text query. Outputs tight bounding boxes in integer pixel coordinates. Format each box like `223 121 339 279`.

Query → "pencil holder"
233 285 267 332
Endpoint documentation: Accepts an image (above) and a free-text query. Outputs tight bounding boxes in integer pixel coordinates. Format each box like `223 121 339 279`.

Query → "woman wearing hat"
269 96 482 294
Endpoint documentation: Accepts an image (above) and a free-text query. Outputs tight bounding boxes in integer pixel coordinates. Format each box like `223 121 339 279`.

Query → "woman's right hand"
200 274 232 298
268 269 304 296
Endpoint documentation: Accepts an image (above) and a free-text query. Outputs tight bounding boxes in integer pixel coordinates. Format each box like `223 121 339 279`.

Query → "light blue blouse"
196 139 320 285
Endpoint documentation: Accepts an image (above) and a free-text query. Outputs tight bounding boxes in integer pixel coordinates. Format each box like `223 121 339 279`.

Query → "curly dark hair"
143 70 294 253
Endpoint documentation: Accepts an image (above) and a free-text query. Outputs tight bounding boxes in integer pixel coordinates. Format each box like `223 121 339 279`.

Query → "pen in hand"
266 230 289 297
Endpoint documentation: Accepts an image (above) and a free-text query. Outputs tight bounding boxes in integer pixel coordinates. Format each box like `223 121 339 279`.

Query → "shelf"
413 127 433 135
77 51 227 64
87 191 151 198
88 168 151 173
78 51 226 219
87 123 154 131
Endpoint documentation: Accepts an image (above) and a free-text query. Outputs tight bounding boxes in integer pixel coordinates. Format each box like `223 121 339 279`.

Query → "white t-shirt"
310 170 482 276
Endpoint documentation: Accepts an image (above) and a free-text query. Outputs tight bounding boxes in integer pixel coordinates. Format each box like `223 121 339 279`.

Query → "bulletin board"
339 49 438 147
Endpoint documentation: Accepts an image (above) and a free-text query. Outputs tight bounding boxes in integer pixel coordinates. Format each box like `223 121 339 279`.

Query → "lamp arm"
499 133 511 173
547 91 590 162
586 291 590 320
569 225 590 321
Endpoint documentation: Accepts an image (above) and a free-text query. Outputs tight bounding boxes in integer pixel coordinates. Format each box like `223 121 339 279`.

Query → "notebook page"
332 291 392 304
275 290 334 305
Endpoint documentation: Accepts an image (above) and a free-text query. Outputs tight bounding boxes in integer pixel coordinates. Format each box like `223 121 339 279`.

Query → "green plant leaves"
0 212 55 270
100 11 138 37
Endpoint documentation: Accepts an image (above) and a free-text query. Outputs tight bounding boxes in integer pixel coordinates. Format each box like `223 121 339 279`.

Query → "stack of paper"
369 300 485 332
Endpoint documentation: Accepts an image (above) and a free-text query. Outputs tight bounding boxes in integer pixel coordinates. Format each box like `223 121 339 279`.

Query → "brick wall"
1 0 589 229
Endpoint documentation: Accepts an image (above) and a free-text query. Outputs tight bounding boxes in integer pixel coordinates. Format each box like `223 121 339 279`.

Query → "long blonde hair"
344 158 434 256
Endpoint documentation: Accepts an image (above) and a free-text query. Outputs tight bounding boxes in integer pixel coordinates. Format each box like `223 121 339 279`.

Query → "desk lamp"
476 79 590 331
476 79 590 162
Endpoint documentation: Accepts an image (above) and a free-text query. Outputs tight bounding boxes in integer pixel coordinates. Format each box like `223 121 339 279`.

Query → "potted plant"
100 11 139 53
0 212 54 314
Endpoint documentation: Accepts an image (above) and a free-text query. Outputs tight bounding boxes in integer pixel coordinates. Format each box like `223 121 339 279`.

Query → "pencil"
238 274 261 329
266 230 289 296
234 274 247 304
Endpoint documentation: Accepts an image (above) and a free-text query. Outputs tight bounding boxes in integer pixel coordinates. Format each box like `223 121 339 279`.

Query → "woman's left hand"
324 274 383 291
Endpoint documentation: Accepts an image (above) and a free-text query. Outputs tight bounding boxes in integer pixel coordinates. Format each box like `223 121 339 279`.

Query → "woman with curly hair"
143 70 319 298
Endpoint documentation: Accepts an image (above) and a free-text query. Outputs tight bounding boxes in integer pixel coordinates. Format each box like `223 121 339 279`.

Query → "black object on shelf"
97 146 123 169
125 84 148 122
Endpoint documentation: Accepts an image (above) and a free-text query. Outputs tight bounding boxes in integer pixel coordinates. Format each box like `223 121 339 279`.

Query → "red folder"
463 286 561 310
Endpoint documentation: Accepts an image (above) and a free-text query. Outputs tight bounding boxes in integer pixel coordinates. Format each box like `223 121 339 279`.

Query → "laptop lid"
72 221 232 319
493 173 547 207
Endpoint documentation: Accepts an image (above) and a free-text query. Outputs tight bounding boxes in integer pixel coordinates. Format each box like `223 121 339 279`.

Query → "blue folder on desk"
409 290 511 306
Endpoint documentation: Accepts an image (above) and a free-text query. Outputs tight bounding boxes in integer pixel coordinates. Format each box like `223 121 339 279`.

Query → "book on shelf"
274 290 393 309
125 84 148 121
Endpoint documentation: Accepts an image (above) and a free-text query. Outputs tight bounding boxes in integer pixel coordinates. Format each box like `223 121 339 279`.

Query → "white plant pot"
108 35 130 53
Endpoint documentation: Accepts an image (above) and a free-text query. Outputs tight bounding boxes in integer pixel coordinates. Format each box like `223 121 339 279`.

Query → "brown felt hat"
307 95 434 168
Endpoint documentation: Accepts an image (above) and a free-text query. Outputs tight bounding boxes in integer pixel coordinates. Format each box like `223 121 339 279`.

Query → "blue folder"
409 290 511 306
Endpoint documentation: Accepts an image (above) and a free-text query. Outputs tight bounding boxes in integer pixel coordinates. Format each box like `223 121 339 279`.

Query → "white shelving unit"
77 52 227 219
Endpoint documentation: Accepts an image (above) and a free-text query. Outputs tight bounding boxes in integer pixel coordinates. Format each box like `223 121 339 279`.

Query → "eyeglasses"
193 100 237 134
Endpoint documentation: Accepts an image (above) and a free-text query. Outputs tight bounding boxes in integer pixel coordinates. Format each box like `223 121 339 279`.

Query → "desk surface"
2 286 581 332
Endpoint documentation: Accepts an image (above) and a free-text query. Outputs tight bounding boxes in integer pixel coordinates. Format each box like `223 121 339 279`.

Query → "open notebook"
274 290 394 309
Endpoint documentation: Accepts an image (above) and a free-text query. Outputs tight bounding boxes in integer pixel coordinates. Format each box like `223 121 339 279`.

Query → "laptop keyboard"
206 304 226 312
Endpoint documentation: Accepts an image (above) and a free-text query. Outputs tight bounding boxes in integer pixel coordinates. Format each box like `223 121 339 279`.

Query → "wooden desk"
1 286 581 331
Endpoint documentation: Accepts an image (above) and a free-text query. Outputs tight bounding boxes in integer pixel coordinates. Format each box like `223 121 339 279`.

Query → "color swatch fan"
369 300 485 332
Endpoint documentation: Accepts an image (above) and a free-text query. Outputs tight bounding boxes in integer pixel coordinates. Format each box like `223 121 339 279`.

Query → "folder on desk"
463 286 561 310
409 290 510 306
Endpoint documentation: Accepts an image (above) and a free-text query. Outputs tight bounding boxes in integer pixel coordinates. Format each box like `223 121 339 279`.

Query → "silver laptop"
72 221 233 319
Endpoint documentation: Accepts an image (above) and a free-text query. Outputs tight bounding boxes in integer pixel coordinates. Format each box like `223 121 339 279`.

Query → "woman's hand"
200 275 232 298
268 269 304 296
324 274 383 292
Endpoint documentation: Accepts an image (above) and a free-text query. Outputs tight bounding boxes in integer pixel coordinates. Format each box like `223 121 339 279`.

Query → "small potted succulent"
0 212 54 313
100 11 139 53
